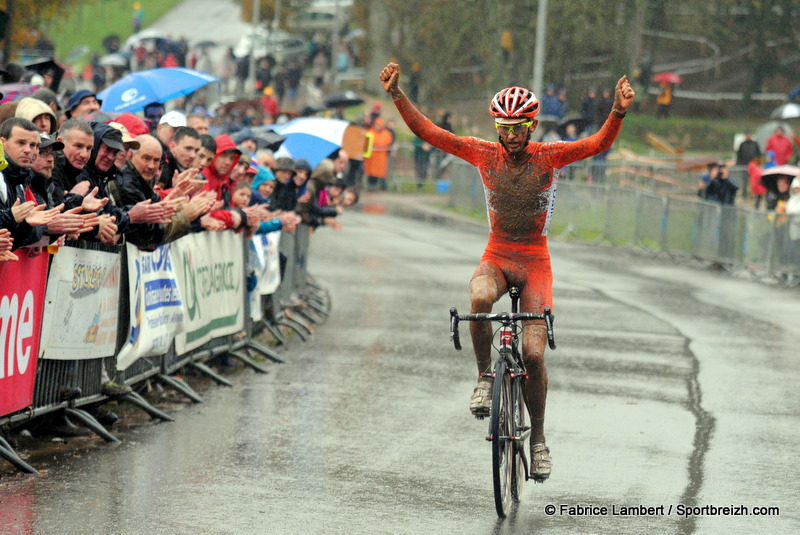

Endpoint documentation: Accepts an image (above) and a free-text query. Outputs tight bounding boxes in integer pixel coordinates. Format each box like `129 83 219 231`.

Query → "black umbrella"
193 40 218 49
324 91 364 109
761 165 800 196
22 58 64 92
249 126 286 151
556 115 590 140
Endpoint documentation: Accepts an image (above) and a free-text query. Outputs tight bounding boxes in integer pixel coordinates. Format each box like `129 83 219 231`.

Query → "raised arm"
379 62 487 165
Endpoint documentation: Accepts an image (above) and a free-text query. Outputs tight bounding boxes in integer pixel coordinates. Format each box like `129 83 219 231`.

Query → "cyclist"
380 63 635 481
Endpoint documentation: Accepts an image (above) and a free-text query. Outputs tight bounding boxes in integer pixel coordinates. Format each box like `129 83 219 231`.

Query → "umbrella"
81 110 121 123
97 67 219 113
761 165 800 195
250 127 287 151
23 58 65 92
193 40 218 49
124 28 167 49
652 72 683 84
273 117 367 168
0 83 40 103
324 91 364 109
556 115 590 139
769 102 800 120
98 53 130 68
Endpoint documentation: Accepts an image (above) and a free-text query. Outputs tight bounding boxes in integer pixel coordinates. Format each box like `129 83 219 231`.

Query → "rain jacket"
201 133 246 230
294 158 338 227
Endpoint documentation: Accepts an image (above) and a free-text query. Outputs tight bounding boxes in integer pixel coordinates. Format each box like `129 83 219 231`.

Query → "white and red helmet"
489 87 539 123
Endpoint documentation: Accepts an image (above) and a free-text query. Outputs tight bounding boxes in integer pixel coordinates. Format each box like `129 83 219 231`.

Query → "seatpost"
509 286 520 313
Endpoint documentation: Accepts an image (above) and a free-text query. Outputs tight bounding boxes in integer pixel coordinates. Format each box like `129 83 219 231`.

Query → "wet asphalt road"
2 203 799 534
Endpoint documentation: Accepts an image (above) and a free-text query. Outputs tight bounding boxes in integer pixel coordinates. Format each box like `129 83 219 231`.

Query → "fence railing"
0 225 324 473
444 160 800 281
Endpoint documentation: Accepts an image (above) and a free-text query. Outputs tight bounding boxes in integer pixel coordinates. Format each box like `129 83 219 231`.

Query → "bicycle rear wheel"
490 358 512 518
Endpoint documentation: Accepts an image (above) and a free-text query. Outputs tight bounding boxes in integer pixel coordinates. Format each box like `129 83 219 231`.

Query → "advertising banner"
171 232 244 355
39 246 120 360
0 250 50 416
116 243 184 371
258 231 281 295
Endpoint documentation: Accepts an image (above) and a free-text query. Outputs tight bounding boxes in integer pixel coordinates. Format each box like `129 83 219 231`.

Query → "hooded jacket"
15 97 57 134
201 133 245 230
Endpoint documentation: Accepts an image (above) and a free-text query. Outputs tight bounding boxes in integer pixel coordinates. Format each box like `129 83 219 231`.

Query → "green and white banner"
172 232 245 355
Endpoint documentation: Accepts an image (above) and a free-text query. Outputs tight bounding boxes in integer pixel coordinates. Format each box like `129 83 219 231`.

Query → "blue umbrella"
273 117 366 169
97 67 218 113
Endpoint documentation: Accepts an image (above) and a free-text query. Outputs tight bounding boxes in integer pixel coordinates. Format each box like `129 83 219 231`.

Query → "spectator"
555 89 569 119
200 134 246 230
144 102 166 133
187 113 210 135
195 134 216 170
765 127 794 165
160 126 200 187
413 135 432 189
704 164 738 205
216 47 237 94
260 87 280 120
271 157 298 211
109 134 213 248
364 118 394 191
250 166 276 205
0 118 63 249
541 84 559 117
52 119 96 208
231 180 299 237
767 175 791 211
15 97 57 134
748 157 767 210
697 162 719 198
66 90 102 119
736 130 761 167
656 82 673 119
580 87 600 134
155 111 188 188
256 148 276 171
295 159 342 230
287 62 303 103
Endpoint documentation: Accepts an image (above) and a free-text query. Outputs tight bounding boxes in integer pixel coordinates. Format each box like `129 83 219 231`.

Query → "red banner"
0 249 49 417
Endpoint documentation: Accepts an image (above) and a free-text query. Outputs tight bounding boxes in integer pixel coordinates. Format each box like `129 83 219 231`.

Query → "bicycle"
449 286 556 518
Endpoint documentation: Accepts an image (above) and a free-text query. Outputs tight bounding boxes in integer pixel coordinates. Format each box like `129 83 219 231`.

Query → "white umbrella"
769 102 800 120
98 53 129 68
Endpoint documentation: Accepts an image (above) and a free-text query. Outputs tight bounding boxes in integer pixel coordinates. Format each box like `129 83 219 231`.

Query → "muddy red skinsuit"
393 95 623 312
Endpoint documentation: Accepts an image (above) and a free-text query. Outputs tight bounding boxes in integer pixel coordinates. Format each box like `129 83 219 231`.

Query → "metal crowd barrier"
448 160 800 282
1 224 326 474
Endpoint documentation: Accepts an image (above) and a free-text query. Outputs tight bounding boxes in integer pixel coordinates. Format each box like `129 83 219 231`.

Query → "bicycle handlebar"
449 307 556 351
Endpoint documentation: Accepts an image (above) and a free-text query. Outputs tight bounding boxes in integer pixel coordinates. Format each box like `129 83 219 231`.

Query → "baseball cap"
246 164 259 175
68 90 102 113
38 133 64 151
159 110 187 127
100 127 126 152
108 122 141 150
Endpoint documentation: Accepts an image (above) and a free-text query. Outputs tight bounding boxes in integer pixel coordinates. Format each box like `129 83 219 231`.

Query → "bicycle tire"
510 377 528 503
491 358 513 518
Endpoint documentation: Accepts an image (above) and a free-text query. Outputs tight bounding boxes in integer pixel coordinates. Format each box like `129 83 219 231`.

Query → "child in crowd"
231 180 300 237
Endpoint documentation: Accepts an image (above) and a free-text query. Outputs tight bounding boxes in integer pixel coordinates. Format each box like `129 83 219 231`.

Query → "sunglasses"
495 120 533 135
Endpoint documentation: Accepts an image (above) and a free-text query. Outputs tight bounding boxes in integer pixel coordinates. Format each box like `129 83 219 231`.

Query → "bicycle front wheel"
490 358 512 518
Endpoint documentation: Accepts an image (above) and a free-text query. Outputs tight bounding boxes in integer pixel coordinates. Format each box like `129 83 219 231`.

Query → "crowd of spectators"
0 81 359 266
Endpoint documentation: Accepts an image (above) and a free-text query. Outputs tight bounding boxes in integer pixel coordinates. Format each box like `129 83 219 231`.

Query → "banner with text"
39 246 120 360
116 243 184 371
0 250 50 416
172 232 244 355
